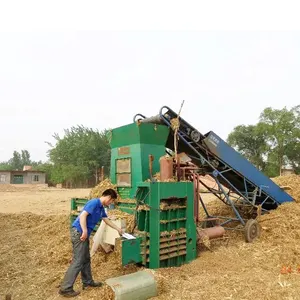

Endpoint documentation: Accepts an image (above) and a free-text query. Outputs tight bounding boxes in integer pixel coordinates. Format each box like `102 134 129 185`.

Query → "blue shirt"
72 198 108 236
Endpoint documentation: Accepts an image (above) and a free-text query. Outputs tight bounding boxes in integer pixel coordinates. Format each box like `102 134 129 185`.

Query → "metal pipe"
193 174 200 222
197 226 225 240
148 155 154 182
133 113 146 122
196 174 200 222
139 114 163 124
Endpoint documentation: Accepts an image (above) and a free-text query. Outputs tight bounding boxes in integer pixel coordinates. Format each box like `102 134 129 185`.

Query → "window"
0 175 6 182
33 175 39 182
116 158 131 187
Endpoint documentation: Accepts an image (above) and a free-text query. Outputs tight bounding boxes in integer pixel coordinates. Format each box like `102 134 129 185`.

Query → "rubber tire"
244 219 261 243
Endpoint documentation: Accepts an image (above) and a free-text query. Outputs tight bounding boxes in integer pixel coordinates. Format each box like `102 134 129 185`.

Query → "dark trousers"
60 228 93 292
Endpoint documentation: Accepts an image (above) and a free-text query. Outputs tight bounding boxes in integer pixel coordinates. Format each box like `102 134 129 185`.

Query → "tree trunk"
101 166 104 181
279 148 283 176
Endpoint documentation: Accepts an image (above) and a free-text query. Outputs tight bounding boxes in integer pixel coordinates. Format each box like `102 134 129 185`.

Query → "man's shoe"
82 281 103 289
58 289 80 298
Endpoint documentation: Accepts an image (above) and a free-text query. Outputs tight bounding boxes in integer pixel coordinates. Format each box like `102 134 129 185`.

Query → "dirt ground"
1 184 300 300
0 186 90 215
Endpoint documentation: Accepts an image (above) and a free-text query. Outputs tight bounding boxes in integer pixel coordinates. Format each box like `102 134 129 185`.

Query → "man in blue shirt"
59 188 122 298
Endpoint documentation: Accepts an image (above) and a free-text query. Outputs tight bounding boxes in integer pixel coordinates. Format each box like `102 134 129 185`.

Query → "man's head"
100 188 118 207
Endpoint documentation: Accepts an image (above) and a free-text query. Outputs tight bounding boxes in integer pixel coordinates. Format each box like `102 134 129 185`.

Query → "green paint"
12 175 23 184
110 123 169 201
121 237 142 265
70 122 198 269
126 181 197 269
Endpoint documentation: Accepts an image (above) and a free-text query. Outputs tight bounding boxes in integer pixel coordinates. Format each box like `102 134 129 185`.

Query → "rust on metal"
118 146 130 155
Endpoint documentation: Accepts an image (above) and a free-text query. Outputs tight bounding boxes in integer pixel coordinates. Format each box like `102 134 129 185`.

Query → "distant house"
0 169 46 184
281 167 295 176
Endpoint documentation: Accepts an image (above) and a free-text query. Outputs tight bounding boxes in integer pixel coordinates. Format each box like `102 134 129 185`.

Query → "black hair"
102 188 118 199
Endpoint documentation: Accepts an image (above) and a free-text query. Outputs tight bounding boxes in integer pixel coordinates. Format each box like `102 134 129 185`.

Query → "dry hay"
3 181 300 300
89 178 120 201
137 200 186 211
152 201 300 300
0 212 139 300
170 118 180 130
145 172 177 183
272 174 300 202
107 209 135 232
199 199 235 220
196 228 211 250
102 284 115 299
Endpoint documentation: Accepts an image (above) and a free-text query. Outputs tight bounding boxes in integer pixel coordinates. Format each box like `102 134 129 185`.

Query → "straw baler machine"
106 105 293 269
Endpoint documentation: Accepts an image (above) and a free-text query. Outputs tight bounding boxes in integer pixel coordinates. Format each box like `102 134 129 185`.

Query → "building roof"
0 170 46 173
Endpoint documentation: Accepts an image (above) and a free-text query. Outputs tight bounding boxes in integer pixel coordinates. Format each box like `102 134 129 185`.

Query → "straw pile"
153 201 300 300
145 172 177 182
272 174 300 202
107 209 135 232
2 198 300 300
0 212 139 300
89 179 120 201
3 175 300 300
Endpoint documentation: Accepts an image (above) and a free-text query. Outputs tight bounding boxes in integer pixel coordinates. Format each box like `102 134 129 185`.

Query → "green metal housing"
110 123 197 269
131 181 197 268
109 122 169 203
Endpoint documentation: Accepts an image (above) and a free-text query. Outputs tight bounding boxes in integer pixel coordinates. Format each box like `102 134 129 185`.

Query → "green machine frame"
110 122 197 269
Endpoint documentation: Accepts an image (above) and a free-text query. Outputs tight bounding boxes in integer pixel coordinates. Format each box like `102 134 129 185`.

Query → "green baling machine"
110 122 197 269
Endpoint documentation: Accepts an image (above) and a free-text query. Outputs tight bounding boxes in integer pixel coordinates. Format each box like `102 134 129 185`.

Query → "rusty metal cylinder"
197 226 225 240
159 156 173 181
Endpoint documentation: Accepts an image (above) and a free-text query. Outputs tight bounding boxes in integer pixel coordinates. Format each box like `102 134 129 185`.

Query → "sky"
0 4 299 162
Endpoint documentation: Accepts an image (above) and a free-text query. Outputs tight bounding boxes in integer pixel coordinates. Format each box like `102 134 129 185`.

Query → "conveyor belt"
134 106 294 210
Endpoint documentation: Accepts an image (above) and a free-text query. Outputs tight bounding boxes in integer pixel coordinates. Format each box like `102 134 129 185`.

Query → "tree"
35 162 54 184
21 150 31 166
258 106 300 175
8 151 23 170
0 162 13 170
47 126 111 185
227 105 300 177
227 125 267 171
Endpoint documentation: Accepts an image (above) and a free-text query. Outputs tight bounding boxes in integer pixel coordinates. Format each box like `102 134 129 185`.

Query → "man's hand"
117 228 124 236
103 218 124 236
80 230 88 241
79 211 89 241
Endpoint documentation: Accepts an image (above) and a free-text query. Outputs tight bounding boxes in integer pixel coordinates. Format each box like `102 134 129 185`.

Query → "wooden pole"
174 100 185 181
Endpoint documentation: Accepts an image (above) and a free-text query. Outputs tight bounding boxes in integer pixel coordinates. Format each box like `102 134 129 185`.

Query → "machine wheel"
191 130 201 143
244 219 261 243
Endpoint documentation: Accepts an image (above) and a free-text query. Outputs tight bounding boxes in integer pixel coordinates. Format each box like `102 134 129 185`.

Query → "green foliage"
1 150 36 171
258 106 300 175
0 126 111 186
0 162 13 170
227 105 300 177
9 151 23 170
47 125 111 185
35 163 54 183
21 150 31 166
227 125 267 171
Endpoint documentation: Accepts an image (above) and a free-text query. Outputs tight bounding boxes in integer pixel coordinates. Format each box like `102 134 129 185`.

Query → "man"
59 188 122 298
